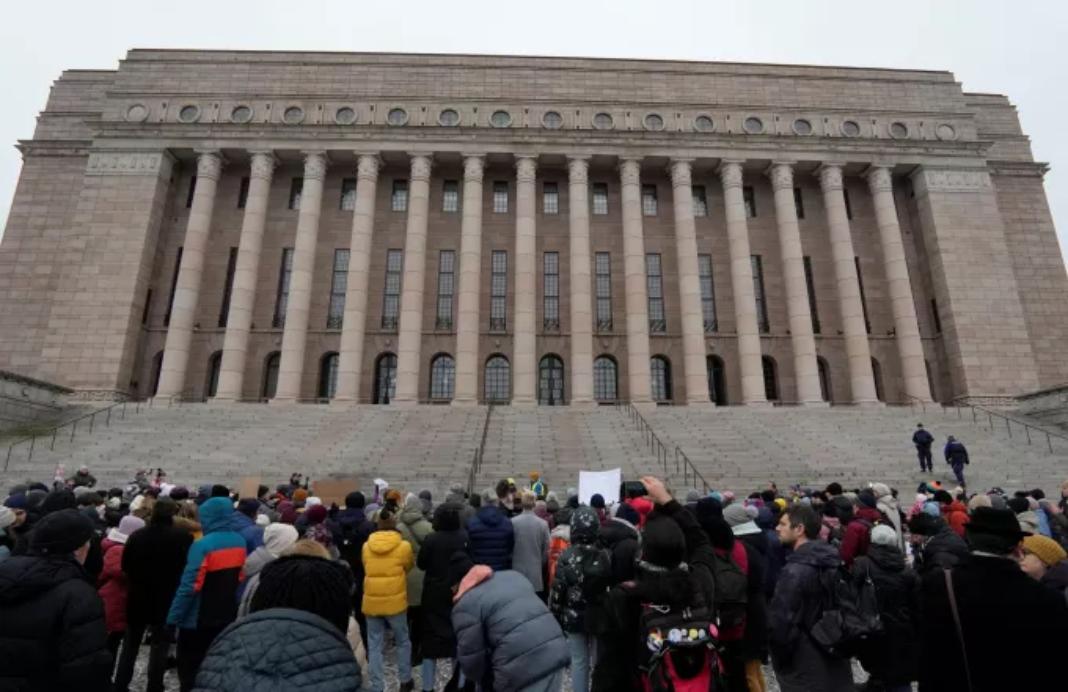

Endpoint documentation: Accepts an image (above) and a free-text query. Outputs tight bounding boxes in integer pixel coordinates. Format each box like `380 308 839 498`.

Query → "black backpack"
709 548 748 631
808 565 883 659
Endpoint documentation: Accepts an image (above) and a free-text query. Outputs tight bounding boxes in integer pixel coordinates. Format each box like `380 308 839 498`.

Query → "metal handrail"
617 403 709 492
467 403 495 495
4 399 145 471
947 400 1068 454
902 392 929 415
674 445 712 494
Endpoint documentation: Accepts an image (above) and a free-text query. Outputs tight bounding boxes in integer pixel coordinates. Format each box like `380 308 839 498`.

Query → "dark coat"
919 553 1068 691
452 569 568 692
737 538 770 662
944 440 969 466
333 506 375 588
549 507 612 633
598 517 640 584
767 540 854 692
467 505 515 571
756 507 786 598
852 543 920 685
417 504 469 659
229 512 264 553
912 429 934 449
915 525 969 576
840 506 881 567
0 554 112 692
123 520 195 626
192 608 361 692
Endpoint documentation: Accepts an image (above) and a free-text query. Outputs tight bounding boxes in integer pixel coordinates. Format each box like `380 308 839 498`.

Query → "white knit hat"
870 524 898 547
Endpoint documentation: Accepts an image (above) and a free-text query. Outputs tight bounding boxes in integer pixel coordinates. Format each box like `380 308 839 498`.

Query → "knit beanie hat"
1007 497 1030 515
870 524 898 547
0 506 15 530
40 489 77 515
590 494 606 510
870 483 892 499
210 484 230 498
967 494 992 512
305 496 323 508
237 498 260 518
250 554 354 633
1023 535 1068 567
292 488 309 505
345 491 366 509
29 508 94 556
263 523 300 558
685 489 702 504
723 503 751 528
305 504 328 525
3 493 27 510
118 514 145 537
641 515 687 569
858 490 878 509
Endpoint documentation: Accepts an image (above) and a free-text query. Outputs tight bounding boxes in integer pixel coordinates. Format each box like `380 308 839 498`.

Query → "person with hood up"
451 551 569 692
334 490 376 646
851 525 919 692
167 496 247 691
0 508 112 691
768 503 855 692
397 493 434 682
549 506 612 692
362 508 416 692
907 512 969 575
237 522 299 617
511 490 551 598
934 489 970 538
418 502 469 691
598 502 640 585
1019 533 1068 600
229 497 265 553
97 514 146 656
871 483 905 551
943 435 970 487
467 488 515 571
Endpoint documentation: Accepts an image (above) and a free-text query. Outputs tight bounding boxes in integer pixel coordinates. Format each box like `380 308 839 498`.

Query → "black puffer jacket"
0 555 111 692
417 503 469 659
122 519 194 626
549 507 612 633
193 608 361 692
915 525 969 575
851 543 920 686
598 517 640 584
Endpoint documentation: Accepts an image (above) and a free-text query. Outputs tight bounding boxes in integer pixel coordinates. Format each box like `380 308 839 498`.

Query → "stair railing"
4 399 145 472
674 445 711 494
946 400 1067 454
466 403 494 495
616 403 710 492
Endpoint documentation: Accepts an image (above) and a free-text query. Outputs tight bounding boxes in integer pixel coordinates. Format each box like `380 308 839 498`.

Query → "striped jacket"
167 497 246 630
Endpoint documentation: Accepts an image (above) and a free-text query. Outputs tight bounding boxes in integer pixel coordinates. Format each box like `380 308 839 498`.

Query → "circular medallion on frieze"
282 106 305 125
335 107 357 125
125 104 149 122
542 111 563 129
841 119 861 137
693 115 715 133
438 108 460 126
743 116 765 134
177 105 201 123
230 105 253 124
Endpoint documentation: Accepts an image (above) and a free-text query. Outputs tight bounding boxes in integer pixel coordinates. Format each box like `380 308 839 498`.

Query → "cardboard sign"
578 468 622 507
237 476 261 501
311 477 360 508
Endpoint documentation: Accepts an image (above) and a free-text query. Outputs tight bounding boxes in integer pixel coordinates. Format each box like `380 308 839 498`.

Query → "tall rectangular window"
436 250 455 330
185 177 197 209
930 298 942 333
793 187 805 219
237 177 250 209
592 183 609 215
327 249 350 329
218 247 238 328
595 252 612 332
288 178 303 210
692 186 708 217
442 180 459 213
641 184 658 216
855 256 871 333
646 253 666 333
381 249 403 330
751 255 769 333
164 247 183 327
490 250 507 331
543 182 559 214
493 182 509 213
391 180 408 212
803 256 820 334
743 186 757 218
339 178 357 211
272 248 294 328
843 187 854 220
698 254 717 333
543 252 560 331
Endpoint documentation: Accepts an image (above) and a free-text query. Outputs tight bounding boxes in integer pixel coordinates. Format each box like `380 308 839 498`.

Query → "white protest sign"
578 468 622 506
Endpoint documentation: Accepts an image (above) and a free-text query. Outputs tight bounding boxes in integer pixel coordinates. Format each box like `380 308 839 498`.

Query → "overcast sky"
1 0 1065 266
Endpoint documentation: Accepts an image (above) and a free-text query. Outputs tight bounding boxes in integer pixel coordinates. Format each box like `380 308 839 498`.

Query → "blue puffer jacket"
230 512 264 554
467 506 515 571
192 608 361 692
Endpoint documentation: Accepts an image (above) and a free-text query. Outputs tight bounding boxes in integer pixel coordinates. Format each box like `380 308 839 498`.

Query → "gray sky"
1 0 1065 266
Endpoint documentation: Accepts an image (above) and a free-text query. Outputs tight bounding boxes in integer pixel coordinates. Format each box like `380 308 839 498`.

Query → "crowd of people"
0 460 1067 692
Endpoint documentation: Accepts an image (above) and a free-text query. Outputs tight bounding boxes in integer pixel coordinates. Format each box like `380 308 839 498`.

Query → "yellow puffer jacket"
361 529 414 617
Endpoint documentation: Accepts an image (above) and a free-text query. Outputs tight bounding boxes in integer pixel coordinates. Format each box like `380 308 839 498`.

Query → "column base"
389 399 420 409
743 400 776 409
685 400 717 409
206 397 240 406
570 399 597 410
329 398 360 407
511 398 537 408
451 398 480 408
799 400 832 408
851 400 886 408
268 397 300 406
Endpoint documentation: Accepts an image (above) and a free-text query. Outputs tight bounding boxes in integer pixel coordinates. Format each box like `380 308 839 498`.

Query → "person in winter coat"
943 435 970 487
835 495 881 567
550 506 612 692
912 423 935 473
167 496 247 692
97 514 146 655
334 490 376 645
237 522 299 617
397 493 434 683
723 502 771 692
230 498 265 553
598 502 640 585
871 483 905 551
852 525 919 692
0 508 112 692
467 489 515 571
72 465 98 488
907 513 969 575
919 508 1068 690
934 489 970 538
362 508 415 692
757 504 786 599
418 502 469 691
451 552 569 692
512 490 551 597
1019 534 1068 599
768 503 854 692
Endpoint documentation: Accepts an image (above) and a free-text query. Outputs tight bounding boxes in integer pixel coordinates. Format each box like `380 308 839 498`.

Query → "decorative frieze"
85 151 174 177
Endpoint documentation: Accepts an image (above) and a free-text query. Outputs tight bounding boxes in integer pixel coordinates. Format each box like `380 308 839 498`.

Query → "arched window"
484 355 511 402
262 351 281 400
762 355 779 401
650 355 672 402
205 350 222 399
817 356 831 403
373 353 397 404
593 356 618 402
150 350 164 397
429 353 456 401
318 352 339 399
871 357 884 402
707 355 727 406
538 354 565 405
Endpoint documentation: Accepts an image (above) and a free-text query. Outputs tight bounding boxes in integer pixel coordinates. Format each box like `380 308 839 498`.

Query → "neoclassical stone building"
1 49 1065 406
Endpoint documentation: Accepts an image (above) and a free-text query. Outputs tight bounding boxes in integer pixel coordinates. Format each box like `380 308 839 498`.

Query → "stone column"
619 158 652 403
669 159 712 405
718 160 767 405
156 150 223 399
866 165 932 403
452 155 485 406
334 153 381 402
767 162 825 405
215 150 276 401
513 156 538 405
817 163 879 405
568 156 595 406
274 151 328 402
392 153 433 404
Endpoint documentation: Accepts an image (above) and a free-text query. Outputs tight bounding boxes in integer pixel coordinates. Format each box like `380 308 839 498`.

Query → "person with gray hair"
511 491 550 599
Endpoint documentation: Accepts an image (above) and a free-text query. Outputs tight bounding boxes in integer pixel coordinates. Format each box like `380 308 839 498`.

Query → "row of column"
155 149 932 406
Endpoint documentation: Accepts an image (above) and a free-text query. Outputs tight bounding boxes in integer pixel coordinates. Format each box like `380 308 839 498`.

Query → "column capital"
863 164 893 192
668 158 694 188
764 161 796 191
194 149 225 181
248 150 278 181
717 159 745 189
408 153 434 182
354 153 382 181
567 156 590 183
462 155 485 182
815 162 844 191
300 151 329 181
515 155 537 182
618 157 642 185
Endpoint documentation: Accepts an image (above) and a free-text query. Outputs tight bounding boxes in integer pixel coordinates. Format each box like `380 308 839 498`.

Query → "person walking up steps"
944 435 970 487
913 423 934 473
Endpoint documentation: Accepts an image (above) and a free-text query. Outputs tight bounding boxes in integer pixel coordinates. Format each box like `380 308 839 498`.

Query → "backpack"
548 533 570 585
823 520 846 548
710 543 748 634
638 603 726 692
808 565 883 659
